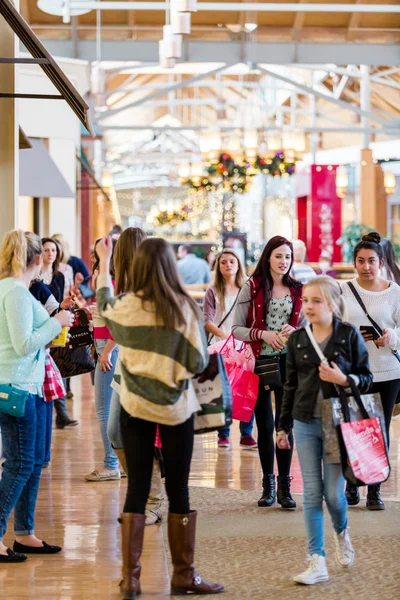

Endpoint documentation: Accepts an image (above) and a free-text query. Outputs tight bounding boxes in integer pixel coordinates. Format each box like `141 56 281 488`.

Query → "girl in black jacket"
277 276 373 586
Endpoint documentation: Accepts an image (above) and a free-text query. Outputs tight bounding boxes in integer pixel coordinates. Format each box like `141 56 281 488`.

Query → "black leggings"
120 408 194 514
254 355 293 478
371 378 400 448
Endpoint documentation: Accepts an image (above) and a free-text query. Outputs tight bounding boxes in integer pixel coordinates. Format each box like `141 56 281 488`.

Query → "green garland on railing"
182 152 295 193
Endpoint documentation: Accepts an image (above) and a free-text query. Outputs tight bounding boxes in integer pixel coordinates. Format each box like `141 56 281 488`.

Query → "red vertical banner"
307 165 342 263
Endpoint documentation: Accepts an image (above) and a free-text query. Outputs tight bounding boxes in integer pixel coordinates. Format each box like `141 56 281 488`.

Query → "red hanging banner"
307 165 342 263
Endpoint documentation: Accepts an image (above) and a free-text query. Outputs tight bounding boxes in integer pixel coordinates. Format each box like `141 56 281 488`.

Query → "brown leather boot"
118 513 146 599
168 511 224 595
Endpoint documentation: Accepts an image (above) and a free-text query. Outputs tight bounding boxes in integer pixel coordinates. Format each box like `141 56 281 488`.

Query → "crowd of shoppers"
0 224 399 596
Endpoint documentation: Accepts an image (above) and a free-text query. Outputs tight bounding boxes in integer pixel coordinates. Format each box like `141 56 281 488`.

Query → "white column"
360 65 371 150
0 3 19 238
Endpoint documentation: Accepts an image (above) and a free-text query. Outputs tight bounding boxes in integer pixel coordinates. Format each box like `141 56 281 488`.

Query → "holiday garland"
182 152 295 193
152 205 191 226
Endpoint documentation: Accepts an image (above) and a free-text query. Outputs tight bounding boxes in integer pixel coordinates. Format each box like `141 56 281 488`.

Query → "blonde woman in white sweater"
96 236 223 600
341 232 400 511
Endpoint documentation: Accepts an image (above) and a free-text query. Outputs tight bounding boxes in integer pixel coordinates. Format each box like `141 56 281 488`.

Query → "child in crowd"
277 276 373 585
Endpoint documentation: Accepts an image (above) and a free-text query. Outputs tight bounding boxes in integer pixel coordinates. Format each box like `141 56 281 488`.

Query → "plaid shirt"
44 353 65 402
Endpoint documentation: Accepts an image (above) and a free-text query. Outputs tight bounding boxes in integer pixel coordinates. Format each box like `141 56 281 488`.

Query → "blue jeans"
218 412 255 439
294 418 348 557
44 400 53 464
107 389 123 449
0 394 46 540
94 338 119 470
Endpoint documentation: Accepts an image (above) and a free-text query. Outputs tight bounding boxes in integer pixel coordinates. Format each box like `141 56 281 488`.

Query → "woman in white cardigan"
341 232 400 510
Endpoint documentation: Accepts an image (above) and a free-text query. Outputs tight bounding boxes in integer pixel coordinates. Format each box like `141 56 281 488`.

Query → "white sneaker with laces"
293 554 329 585
334 528 355 567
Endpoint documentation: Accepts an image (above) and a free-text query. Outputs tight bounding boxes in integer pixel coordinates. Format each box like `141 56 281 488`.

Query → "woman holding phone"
341 232 400 510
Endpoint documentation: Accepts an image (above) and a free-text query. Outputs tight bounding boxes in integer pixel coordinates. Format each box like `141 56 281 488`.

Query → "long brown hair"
251 235 301 314
130 238 199 328
0 230 42 280
93 237 117 278
41 237 61 276
213 249 246 311
114 227 147 294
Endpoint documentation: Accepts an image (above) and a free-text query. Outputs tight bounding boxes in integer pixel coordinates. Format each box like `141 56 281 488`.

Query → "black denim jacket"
278 318 373 432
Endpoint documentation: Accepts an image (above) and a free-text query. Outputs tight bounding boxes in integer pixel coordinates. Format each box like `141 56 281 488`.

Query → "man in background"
177 244 211 285
291 239 316 284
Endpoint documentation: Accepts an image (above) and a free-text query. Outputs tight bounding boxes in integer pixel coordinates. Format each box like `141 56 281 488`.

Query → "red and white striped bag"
44 353 66 402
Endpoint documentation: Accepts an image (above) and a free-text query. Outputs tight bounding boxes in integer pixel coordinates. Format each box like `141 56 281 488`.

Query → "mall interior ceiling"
16 1 400 184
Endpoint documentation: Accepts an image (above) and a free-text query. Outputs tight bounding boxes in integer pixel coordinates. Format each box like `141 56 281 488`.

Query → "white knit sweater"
341 279 400 383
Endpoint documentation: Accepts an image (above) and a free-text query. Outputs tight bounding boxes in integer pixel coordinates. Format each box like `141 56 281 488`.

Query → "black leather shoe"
258 474 276 507
366 485 385 511
0 548 27 563
13 540 62 554
56 416 78 429
277 476 296 509
345 482 360 506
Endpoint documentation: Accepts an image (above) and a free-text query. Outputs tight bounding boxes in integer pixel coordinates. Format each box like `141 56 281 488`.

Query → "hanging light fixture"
162 25 182 59
159 40 176 69
384 171 396 195
37 0 91 23
171 0 198 13
178 164 190 178
191 162 203 178
335 166 348 198
171 10 191 35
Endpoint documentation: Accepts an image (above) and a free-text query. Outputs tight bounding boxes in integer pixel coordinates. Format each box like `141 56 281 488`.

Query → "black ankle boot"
366 484 385 510
54 400 78 429
258 474 276 507
345 482 360 506
277 476 296 509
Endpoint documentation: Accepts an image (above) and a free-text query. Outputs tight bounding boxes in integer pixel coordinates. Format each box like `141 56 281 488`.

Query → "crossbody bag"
347 281 400 363
0 352 40 418
254 286 302 391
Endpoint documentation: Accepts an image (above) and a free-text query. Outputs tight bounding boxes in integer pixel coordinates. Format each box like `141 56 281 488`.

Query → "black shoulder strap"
347 282 383 336
207 290 240 345
216 291 240 330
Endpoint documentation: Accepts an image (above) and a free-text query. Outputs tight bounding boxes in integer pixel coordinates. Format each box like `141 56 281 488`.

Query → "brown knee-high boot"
168 511 224 595
118 513 146 599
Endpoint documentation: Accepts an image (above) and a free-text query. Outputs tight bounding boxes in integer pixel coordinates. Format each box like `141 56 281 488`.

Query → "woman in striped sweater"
96 236 223 599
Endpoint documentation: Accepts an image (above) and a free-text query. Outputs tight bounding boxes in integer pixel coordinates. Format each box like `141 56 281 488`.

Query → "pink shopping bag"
340 417 390 485
228 365 259 422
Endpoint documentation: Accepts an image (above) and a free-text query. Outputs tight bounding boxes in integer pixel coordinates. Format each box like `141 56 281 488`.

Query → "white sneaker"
293 554 329 585
334 528 355 567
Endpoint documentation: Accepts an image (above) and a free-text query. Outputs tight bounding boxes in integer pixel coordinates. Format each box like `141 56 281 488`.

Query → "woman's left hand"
97 236 113 264
375 328 391 348
280 325 296 338
319 361 348 386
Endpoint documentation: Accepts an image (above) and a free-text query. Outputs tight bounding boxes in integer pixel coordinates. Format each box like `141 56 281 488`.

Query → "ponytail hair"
0 230 42 280
303 275 348 321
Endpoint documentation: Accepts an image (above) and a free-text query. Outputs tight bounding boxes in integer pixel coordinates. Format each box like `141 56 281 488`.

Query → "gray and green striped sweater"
97 273 209 425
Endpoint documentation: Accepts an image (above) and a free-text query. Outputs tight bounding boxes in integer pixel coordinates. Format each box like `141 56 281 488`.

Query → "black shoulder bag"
254 286 302 391
347 282 400 363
